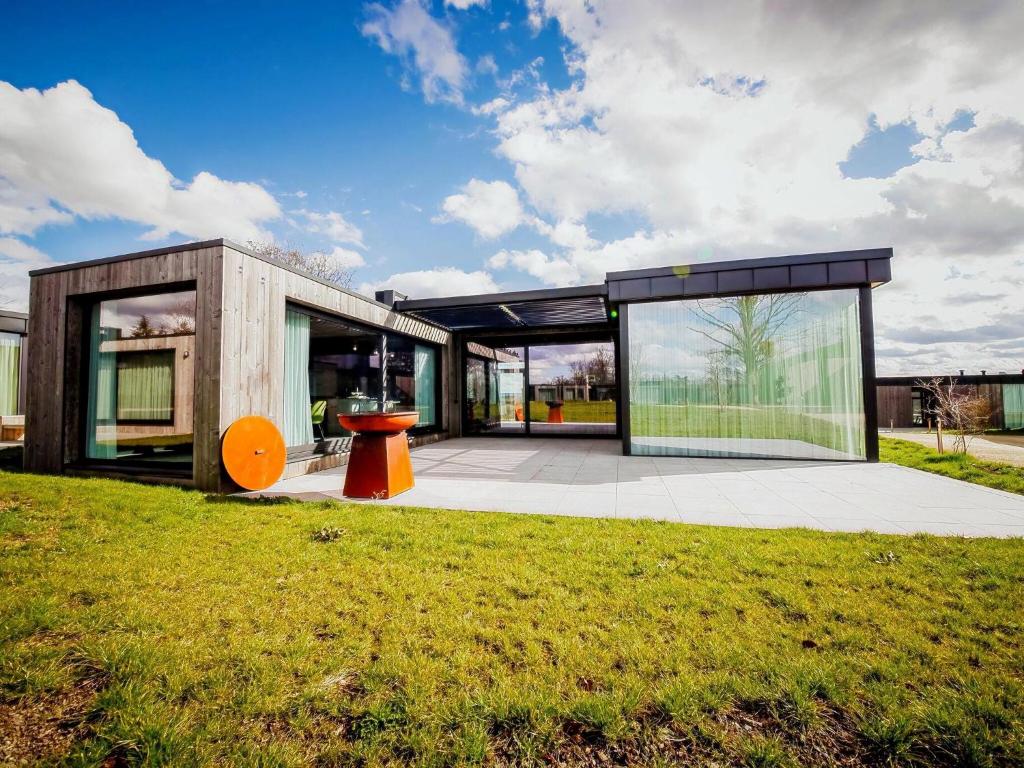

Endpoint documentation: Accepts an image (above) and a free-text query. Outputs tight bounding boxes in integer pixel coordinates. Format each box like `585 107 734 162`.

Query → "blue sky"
2 1 1023 373
0 0 573 287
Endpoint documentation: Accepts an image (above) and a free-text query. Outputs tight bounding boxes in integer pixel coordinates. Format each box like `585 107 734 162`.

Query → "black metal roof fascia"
606 248 893 303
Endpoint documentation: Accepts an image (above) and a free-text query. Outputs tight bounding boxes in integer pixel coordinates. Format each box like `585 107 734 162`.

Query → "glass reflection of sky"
99 290 196 336
528 342 613 383
629 290 858 378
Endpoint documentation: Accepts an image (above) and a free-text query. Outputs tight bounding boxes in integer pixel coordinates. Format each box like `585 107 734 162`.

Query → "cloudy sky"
2 0 1023 374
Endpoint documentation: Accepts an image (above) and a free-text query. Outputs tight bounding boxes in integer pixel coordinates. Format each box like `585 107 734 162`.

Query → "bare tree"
692 294 804 403
246 240 355 287
918 377 992 453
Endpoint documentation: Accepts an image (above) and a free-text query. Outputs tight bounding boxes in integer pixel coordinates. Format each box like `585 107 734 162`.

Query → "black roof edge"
396 283 608 311
605 247 894 282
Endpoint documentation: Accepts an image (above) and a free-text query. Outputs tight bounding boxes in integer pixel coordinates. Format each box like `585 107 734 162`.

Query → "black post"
523 345 531 435
859 286 879 462
617 303 631 456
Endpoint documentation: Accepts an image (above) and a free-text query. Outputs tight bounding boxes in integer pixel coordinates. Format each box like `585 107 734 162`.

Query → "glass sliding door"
84 289 196 468
463 345 526 435
627 289 865 459
527 342 617 436
284 306 442 451
383 334 439 428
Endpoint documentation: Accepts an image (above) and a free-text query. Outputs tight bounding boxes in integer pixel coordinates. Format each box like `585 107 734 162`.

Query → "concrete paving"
251 437 1024 537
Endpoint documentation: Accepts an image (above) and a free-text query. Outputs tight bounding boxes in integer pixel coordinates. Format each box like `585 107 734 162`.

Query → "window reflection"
85 290 196 467
628 290 865 459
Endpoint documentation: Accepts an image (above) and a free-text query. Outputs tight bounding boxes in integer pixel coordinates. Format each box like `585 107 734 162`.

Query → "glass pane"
464 357 488 434
0 332 21 416
383 334 438 428
85 290 195 466
527 342 617 436
495 347 525 435
1004 384 1024 430
628 290 865 459
305 312 381 444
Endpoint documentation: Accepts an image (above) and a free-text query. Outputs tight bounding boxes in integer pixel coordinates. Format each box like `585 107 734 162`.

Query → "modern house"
24 240 892 491
878 373 1024 430
0 309 28 442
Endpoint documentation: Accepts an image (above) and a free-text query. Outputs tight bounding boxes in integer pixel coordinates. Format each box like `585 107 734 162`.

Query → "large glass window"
283 306 440 450
84 290 195 467
628 290 865 460
527 342 617 436
0 332 21 416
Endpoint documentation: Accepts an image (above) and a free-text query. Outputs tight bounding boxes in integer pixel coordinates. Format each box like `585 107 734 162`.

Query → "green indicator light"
609 309 619 318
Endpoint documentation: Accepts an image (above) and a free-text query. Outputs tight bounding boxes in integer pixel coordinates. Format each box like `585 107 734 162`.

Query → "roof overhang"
606 247 893 303
0 310 29 335
396 284 610 331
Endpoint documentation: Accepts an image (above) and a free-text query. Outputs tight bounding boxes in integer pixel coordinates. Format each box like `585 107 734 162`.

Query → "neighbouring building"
24 240 892 491
877 373 1024 431
0 309 28 442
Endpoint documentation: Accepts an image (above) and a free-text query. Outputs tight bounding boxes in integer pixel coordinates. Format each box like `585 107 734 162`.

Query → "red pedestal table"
545 400 565 424
338 411 419 499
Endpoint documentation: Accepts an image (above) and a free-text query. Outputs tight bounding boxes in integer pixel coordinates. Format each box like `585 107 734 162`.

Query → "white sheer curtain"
283 310 314 447
414 344 436 426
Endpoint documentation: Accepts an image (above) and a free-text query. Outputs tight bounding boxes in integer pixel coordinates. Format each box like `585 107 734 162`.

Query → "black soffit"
397 286 610 330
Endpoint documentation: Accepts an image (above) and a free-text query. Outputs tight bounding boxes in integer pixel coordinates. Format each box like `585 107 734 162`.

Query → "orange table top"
338 411 419 434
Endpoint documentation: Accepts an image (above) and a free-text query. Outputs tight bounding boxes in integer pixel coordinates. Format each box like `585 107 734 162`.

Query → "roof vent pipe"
959 369 964 376
981 370 986 376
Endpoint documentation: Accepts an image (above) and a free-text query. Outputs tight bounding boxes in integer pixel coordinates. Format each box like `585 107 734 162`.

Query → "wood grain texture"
876 385 913 429
25 242 452 492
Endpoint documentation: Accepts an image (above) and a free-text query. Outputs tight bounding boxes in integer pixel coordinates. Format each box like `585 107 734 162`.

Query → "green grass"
631 405 863 454
881 436 1024 496
2 471 1024 766
529 400 616 423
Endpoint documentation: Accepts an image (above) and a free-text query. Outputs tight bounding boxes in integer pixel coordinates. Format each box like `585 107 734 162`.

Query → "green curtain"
283 309 314 447
414 344 436 426
0 333 20 416
85 311 117 459
1004 384 1024 430
117 352 174 421
628 290 865 459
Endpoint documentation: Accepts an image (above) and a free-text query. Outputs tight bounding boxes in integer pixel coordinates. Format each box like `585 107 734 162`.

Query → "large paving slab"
250 437 1024 537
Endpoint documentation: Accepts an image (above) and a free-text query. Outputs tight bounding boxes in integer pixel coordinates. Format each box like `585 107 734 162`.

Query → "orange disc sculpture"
222 415 287 491
339 411 418 499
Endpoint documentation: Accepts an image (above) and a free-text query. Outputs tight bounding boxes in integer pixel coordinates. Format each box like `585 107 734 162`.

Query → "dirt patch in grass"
0 675 107 766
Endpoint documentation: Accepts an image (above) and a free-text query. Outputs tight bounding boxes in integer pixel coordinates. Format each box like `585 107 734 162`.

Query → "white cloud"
0 237 53 311
328 246 366 269
446 0 487 9
0 80 281 242
362 0 468 104
358 266 498 299
290 208 365 247
437 179 526 238
461 0 1024 372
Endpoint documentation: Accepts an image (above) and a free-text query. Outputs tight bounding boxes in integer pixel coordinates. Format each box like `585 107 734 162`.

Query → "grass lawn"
630 405 863 455
2 471 1024 766
880 436 1024 496
529 400 616 424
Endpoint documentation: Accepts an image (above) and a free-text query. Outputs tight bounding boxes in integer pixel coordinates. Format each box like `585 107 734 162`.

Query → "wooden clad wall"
214 244 452 491
24 245 223 477
25 241 452 492
876 385 912 429
976 383 1004 430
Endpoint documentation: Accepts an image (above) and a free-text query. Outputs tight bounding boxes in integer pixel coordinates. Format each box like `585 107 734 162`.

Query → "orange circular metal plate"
222 416 287 491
